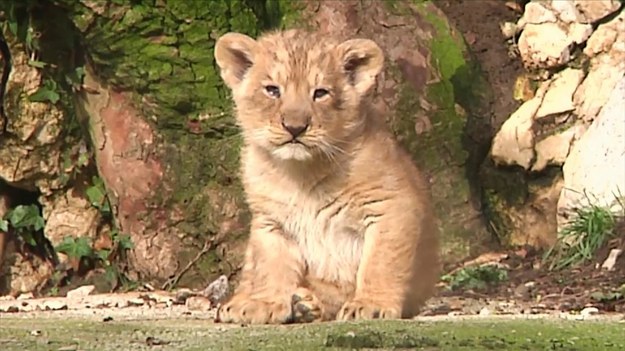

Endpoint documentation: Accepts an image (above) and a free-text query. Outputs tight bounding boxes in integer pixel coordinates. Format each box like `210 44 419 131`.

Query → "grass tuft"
544 192 624 271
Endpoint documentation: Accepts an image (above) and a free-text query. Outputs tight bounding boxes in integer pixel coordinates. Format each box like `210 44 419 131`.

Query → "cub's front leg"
217 216 306 324
337 210 425 321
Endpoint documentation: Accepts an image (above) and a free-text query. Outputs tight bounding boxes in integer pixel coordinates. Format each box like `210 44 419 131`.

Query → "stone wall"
490 0 624 242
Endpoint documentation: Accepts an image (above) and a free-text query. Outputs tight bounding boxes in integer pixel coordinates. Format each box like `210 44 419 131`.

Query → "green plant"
590 290 624 303
441 264 508 291
28 79 60 104
55 229 135 290
1 204 45 246
85 176 111 215
55 236 93 260
544 194 623 271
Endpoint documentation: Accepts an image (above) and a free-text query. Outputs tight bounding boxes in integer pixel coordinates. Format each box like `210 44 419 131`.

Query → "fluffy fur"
213 29 440 324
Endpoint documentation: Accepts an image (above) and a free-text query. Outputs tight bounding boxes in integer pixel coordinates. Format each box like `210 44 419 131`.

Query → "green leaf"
28 60 47 68
0 219 9 232
20 232 37 247
66 66 86 86
95 249 111 262
86 176 111 214
116 234 134 250
7 204 42 229
56 236 93 259
77 152 90 167
85 183 106 208
8 21 18 37
28 86 60 104
55 236 76 256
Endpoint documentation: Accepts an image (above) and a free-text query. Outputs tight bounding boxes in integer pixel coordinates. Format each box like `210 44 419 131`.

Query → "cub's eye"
264 85 281 98
313 88 329 101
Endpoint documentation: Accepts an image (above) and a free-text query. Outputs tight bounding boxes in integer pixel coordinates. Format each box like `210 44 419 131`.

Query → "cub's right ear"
214 32 258 89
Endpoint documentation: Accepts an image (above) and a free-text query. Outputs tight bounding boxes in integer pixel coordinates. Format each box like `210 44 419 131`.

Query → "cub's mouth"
272 138 313 161
279 138 306 146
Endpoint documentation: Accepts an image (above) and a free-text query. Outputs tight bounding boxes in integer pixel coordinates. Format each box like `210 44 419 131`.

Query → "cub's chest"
275 195 364 283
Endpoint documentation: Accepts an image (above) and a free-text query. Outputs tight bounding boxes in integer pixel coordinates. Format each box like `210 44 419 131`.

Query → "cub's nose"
282 122 308 138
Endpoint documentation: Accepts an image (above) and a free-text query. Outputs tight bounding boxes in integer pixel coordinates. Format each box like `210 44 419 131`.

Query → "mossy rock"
385 1 494 261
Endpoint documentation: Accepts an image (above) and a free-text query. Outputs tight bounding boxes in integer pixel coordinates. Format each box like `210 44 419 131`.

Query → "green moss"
479 162 529 242
388 1 492 260
49 0 307 286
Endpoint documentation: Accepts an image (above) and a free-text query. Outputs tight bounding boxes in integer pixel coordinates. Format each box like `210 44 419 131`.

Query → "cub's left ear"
214 32 258 89
336 39 384 95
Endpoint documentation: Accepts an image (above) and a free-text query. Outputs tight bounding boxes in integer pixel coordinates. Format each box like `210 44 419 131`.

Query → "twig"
161 238 214 291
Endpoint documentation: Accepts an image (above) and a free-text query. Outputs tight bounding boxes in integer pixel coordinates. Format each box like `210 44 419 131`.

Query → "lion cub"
214 29 440 324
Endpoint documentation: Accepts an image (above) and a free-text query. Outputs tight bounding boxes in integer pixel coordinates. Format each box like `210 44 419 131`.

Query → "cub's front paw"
336 299 400 321
291 287 323 323
216 295 292 324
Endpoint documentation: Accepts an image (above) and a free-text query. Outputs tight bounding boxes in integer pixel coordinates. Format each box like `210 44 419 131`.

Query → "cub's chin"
271 142 313 162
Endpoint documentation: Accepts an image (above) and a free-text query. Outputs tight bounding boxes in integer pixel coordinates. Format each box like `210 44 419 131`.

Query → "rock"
42 188 101 248
567 22 593 45
551 0 582 23
5 249 53 296
43 299 68 311
584 9 625 57
500 22 518 39
17 292 34 300
478 307 492 316
148 291 176 306
518 23 571 68
579 306 600 318
531 127 578 172
185 296 213 312
535 68 585 119
202 274 229 305
520 2 558 25
508 177 563 248
127 297 145 306
66 285 96 300
576 11 625 125
574 0 622 23
514 283 533 300
558 75 625 229
574 61 625 122
601 249 623 271
174 288 196 304
491 95 541 169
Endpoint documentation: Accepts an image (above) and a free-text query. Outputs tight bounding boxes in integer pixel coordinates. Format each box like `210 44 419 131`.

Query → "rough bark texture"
0 0 496 294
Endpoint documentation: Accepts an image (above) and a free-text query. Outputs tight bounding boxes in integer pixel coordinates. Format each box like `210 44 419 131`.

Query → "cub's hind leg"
217 216 306 324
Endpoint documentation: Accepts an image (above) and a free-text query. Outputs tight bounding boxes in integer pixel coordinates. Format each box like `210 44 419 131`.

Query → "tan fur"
214 29 440 324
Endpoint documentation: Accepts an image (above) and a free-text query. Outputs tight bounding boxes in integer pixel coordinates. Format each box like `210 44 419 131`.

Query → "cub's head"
214 30 384 162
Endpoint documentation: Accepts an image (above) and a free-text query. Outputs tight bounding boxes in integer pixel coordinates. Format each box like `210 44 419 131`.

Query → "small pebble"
580 306 599 317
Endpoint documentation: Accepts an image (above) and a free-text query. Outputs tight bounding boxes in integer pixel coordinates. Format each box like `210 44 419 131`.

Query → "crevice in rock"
0 178 56 265
591 2 624 30
0 30 11 135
